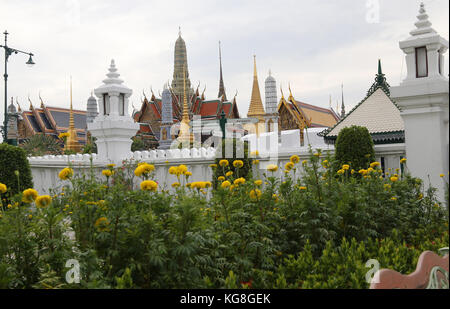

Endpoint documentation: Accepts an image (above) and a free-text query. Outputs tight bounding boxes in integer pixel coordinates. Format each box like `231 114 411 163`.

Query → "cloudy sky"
0 0 448 128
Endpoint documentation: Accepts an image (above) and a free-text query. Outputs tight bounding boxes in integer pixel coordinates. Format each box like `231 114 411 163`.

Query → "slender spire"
367 59 391 97
69 77 75 131
218 41 227 100
247 55 265 117
340 83 345 118
182 65 190 124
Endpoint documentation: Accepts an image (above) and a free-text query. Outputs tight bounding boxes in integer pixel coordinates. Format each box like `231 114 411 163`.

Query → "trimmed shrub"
335 125 375 171
0 143 33 195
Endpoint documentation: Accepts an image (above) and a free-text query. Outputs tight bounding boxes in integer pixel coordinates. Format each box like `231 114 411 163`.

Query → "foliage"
212 138 253 188
131 136 147 152
83 136 97 154
0 149 448 289
335 126 375 172
0 143 33 196
20 134 63 157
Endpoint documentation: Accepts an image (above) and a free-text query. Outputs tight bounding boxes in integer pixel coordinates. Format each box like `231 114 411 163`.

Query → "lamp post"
0 30 35 144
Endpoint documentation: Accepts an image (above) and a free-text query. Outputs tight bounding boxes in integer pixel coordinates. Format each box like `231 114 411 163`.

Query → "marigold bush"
0 150 447 289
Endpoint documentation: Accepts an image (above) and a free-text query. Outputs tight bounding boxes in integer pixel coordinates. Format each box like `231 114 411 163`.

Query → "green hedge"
335 126 375 171
0 143 33 196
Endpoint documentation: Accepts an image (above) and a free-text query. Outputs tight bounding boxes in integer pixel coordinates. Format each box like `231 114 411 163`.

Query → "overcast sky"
0 0 448 128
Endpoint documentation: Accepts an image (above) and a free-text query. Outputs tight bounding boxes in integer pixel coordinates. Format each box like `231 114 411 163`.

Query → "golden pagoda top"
65 77 82 153
247 55 265 118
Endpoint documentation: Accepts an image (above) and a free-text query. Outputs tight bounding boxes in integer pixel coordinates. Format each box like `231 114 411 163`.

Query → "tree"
20 134 63 157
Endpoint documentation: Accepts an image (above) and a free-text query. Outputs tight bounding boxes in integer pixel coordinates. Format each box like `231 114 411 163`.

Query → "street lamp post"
0 30 35 144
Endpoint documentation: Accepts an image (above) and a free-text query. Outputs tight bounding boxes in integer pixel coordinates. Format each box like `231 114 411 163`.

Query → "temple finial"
341 83 345 118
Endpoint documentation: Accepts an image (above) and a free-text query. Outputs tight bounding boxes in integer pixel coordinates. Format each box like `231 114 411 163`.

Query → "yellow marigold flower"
102 169 112 177
233 160 244 168
390 176 398 182
342 164 350 170
35 195 52 208
290 155 300 164
285 162 295 171
418 193 423 199
95 217 109 231
400 158 407 164
219 160 229 167
391 197 397 201
254 180 263 186
267 164 278 172
221 181 231 189
367 167 374 173
58 132 70 139
230 184 236 191
249 189 262 200
0 183 7 194
337 169 345 175
302 160 308 165
185 171 192 177
234 178 246 185
59 167 74 180
107 164 116 169
175 165 187 176
313 152 320 157
209 164 218 169
322 160 329 165
299 186 307 191
250 150 259 157
359 169 367 175
226 171 233 177
384 184 391 190
172 182 180 188
22 188 38 203
253 160 260 165
440 174 445 178
272 194 279 202
205 181 212 188
370 162 380 168
351 169 355 175
140 180 158 192
186 183 191 188
218 176 225 182
168 166 177 175
28 214 33 219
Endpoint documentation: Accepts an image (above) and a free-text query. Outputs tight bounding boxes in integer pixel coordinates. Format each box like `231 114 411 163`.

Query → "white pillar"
391 3 449 202
88 60 139 165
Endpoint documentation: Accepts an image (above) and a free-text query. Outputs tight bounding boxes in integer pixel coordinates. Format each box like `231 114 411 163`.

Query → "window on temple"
103 94 110 115
415 46 428 78
119 94 125 116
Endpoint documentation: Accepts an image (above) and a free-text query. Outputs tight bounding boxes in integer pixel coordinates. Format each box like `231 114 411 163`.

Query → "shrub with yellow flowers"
0 150 447 290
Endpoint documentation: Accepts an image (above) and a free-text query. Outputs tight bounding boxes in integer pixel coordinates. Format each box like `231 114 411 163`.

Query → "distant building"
133 31 240 149
278 88 340 146
16 95 90 146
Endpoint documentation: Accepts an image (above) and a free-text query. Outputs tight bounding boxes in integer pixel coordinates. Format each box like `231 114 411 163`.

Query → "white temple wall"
28 143 406 195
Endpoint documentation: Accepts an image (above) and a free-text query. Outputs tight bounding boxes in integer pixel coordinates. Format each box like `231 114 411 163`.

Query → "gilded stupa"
64 78 82 153
246 56 266 136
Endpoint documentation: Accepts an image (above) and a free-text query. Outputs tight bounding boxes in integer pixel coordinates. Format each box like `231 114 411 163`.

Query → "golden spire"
65 76 81 152
182 64 190 124
247 55 265 118
69 77 75 131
